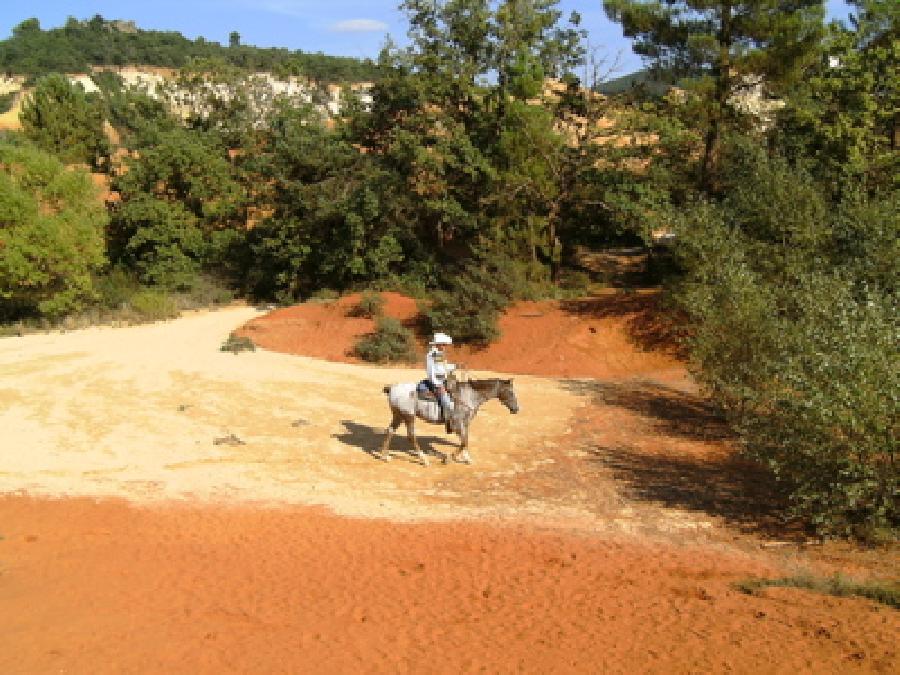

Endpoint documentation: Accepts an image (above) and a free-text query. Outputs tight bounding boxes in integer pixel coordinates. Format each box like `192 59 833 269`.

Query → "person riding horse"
424 332 458 432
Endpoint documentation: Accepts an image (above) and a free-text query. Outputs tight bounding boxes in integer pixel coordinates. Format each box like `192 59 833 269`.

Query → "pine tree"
603 0 825 190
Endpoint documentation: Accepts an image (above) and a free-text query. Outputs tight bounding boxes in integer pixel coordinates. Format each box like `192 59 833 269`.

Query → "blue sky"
0 1 856 77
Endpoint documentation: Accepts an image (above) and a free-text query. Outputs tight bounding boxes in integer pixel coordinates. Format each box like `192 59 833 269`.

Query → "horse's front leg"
453 422 472 464
406 419 429 467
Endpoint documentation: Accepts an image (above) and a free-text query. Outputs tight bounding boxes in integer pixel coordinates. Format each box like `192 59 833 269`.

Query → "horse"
379 377 519 466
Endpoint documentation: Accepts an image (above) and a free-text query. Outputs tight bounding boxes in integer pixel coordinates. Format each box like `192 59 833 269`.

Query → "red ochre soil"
3 496 897 674
237 290 686 382
4 291 897 673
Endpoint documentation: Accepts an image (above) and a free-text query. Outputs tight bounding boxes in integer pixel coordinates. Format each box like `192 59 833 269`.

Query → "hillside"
0 15 379 83
597 68 678 97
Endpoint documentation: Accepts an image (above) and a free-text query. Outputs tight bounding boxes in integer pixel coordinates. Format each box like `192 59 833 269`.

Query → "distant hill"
0 15 379 83
597 69 678 97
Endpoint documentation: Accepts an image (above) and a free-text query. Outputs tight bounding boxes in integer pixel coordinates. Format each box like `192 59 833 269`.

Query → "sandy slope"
0 306 581 520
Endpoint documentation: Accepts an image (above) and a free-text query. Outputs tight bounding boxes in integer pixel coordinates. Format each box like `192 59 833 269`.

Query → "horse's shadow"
333 419 457 464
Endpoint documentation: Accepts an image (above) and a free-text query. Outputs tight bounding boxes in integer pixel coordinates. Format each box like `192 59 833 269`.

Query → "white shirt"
426 346 455 386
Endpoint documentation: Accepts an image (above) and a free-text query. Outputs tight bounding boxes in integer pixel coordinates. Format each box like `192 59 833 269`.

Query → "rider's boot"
439 391 455 434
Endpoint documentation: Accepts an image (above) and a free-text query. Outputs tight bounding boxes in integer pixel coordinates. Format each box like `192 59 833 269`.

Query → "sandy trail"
1 305 896 673
0 306 580 520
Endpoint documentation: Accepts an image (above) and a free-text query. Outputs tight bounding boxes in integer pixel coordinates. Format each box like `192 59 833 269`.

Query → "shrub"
0 92 16 114
308 288 340 303
422 254 549 345
93 267 142 310
353 316 417 363
349 291 386 318
19 74 110 169
673 151 898 538
0 141 107 320
111 196 205 291
220 332 256 354
127 289 179 321
737 276 897 538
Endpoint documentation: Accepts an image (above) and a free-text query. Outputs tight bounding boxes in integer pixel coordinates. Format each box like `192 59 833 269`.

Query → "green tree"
110 127 246 288
0 142 107 319
603 0 825 191
776 0 899 192
19 74 110 169
245 103 406 300
672 141 898 536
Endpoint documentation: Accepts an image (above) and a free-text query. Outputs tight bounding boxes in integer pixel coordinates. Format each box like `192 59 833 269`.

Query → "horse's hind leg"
378 411 403 462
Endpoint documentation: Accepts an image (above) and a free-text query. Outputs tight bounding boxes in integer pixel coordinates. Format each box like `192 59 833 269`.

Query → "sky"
0 0 857 77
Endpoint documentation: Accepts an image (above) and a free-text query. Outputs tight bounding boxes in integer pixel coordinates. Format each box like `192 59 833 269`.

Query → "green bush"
673 149 898 537
111 196 205 291
93 267 143 310
19 74 110 169
737 276 897 538
127 289 180 321
353 316 417 363
423 255 553 345
0 92 16 114
0 142 107 320
220 332 256 354
349 291 386 318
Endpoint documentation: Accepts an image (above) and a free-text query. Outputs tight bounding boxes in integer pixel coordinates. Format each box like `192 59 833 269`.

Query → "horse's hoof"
378 453 391 462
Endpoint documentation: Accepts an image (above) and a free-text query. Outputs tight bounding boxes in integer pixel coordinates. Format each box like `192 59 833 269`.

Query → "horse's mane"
461 378 507 394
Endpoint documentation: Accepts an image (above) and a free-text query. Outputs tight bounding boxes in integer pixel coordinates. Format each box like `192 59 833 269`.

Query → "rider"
426 332 457 432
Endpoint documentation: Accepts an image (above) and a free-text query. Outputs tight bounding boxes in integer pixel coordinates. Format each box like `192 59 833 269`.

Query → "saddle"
416 380 439 402
416 380 450 422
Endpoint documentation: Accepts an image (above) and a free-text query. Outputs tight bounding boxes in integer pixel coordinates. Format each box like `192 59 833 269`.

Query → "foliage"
735 573 900 609
424 253 553 345
353 316 418 363
0 141 107 319
111 196 205 290
126 288 180 320
244 103 406 301
0 92 16 114
19 73 110 168
672 145 898 536
109 126 247 289
0 15 379 82
775 1 899 193
350 291 387 319
603 0 825 190
220 332 256 354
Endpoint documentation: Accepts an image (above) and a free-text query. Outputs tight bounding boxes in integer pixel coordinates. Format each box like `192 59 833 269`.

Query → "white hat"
430 332 453 346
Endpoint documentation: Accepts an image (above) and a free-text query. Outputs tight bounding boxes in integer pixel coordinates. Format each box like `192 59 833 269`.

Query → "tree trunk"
700 1 733 194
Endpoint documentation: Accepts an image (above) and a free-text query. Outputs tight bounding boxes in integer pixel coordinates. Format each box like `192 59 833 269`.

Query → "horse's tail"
382 385 391 395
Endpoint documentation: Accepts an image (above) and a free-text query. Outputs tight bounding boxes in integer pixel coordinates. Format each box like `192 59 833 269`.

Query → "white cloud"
330 19 389 33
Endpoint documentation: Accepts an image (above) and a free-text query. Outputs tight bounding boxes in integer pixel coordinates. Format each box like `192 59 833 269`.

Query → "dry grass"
735 573 900 609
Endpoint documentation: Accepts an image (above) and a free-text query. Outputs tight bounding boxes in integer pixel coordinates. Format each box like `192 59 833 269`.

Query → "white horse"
379 377 519 466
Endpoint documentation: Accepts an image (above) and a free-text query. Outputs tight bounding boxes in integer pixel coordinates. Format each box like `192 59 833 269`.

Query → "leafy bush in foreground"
0 141 107 320
673 148 898 538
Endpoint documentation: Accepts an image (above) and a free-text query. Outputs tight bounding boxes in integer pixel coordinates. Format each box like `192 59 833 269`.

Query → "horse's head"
498 379 519 414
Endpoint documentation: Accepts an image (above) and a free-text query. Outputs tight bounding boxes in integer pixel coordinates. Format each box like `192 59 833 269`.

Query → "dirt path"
1 304 897 673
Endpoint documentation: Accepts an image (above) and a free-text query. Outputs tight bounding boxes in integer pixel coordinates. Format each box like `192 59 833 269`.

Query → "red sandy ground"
238 290 685 381
3 497 897 674
4 291 897 673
